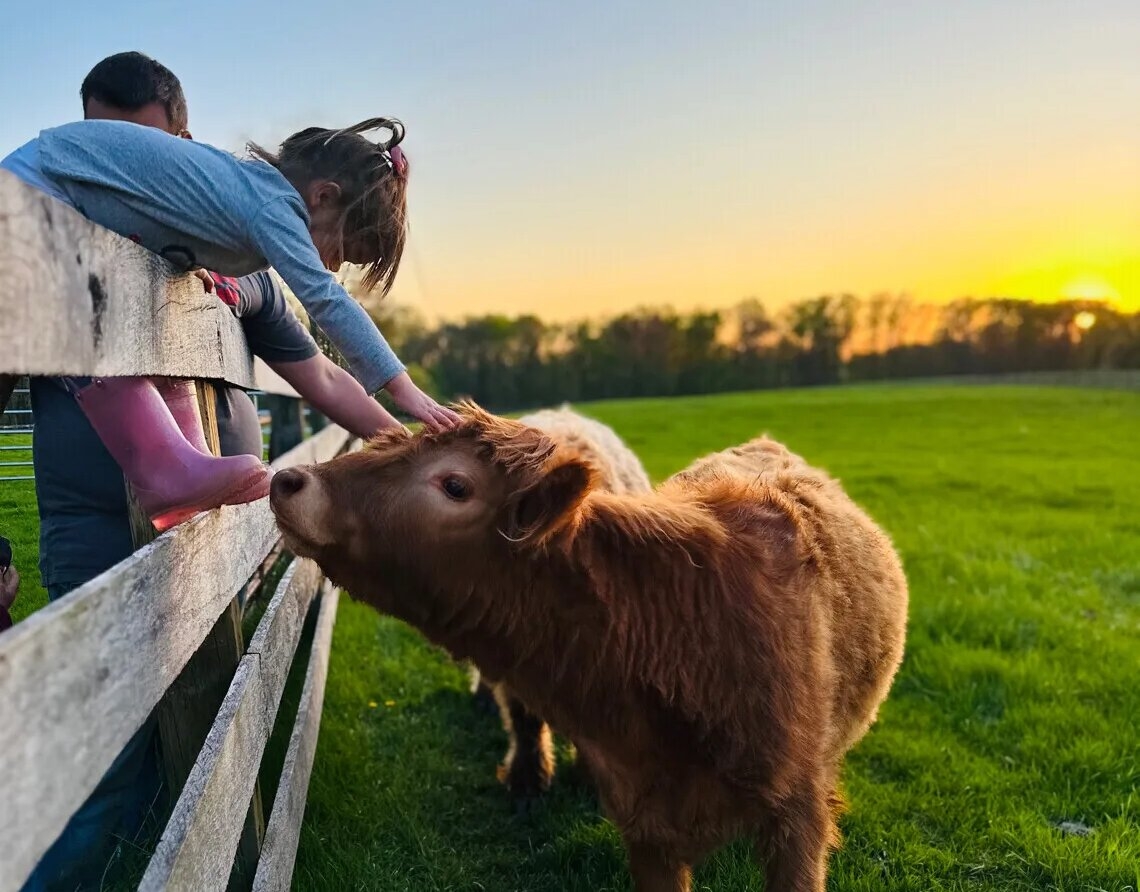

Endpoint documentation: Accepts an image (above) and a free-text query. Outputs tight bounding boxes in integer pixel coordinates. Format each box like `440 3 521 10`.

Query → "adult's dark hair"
80 51 188 132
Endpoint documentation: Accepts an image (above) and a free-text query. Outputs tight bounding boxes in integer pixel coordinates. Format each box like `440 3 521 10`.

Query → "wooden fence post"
132 381 265 889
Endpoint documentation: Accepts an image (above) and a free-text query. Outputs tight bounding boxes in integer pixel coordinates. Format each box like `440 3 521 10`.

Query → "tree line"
344 294 1137 412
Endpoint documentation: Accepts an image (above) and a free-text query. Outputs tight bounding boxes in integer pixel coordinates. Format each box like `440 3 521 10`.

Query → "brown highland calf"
270 403 908 892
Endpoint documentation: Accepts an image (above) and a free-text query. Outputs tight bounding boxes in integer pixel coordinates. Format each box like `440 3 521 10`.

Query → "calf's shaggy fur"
470 404 653 805
270 404 908 892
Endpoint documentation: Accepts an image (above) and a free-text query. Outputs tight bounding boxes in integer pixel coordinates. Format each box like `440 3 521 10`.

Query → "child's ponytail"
319 117 404 149
249 117 411 296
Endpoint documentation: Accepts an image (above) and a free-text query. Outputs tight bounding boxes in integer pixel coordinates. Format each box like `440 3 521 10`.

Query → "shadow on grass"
296 633 766 892
297 683 632 892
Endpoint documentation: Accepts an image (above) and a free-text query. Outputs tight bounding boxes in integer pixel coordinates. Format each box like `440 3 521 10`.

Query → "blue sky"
2 0 1137 317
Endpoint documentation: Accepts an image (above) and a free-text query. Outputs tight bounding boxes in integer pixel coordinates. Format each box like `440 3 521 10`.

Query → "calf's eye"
441 476 470 501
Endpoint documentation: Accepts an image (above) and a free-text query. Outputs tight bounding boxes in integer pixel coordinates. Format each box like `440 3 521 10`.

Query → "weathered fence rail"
0 170 348 891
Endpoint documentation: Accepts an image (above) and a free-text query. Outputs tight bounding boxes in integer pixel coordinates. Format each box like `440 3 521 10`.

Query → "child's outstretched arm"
250 199 459 429
268 353 404 440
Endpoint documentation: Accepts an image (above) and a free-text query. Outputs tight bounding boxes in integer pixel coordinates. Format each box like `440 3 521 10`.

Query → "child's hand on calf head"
384 372 460 432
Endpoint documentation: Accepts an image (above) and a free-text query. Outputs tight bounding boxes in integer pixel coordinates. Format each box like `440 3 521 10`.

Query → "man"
23 51 402 891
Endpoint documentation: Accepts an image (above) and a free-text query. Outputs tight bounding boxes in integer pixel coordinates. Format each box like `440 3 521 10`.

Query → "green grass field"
4 384 1137 891
291 385 1139 892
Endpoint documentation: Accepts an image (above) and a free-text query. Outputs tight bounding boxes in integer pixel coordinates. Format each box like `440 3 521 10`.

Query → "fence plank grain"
139 559 323 892
0 173 304 399
0 172 254 387
252 586 341 892
0 504 279 892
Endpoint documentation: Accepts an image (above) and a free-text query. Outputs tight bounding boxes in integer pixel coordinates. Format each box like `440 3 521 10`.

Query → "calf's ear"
501 456 594 546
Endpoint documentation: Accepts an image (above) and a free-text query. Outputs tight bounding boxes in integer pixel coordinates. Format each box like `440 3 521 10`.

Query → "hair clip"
387 145 409 177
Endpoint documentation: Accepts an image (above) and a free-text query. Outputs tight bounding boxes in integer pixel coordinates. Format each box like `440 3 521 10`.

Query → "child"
2 116 456 531
76 51 407 449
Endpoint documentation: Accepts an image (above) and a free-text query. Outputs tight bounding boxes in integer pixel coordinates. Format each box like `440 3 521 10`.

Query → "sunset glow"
0 2 1136 322
1061 276 1121 304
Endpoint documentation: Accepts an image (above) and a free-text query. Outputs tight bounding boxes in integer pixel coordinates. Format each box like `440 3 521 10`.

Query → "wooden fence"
0 170 351 891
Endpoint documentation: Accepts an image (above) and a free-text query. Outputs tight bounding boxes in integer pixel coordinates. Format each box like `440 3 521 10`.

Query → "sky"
1 0 1137 320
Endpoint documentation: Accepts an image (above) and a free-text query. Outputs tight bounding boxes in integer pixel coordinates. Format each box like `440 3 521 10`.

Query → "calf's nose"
271 467 309 502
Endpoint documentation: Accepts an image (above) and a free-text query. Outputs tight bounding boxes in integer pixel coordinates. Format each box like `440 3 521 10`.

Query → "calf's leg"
494 683 554 810
627 842 691 892
758 782 835 892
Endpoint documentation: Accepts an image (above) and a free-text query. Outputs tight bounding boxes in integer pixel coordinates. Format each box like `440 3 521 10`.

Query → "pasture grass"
293 384 1140 891
3 383 1137 890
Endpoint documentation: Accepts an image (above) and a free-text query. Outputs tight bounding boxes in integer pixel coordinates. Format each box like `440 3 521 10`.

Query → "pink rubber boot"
74 377 271 532
154 378 210 453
